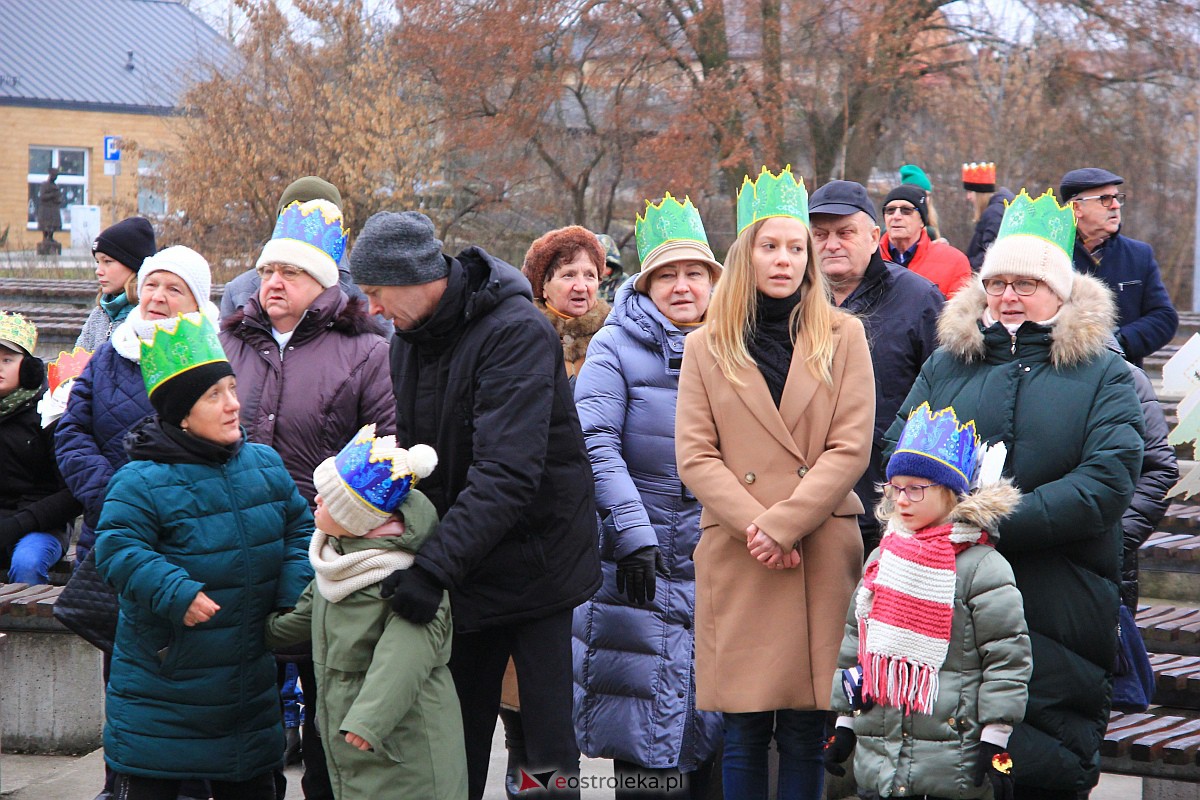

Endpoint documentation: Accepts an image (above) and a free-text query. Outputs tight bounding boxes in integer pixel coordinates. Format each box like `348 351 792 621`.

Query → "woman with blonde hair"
676 167 875 799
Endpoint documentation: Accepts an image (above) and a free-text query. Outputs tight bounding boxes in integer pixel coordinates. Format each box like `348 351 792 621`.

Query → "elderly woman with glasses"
219 199 395 796
884 190 1143 800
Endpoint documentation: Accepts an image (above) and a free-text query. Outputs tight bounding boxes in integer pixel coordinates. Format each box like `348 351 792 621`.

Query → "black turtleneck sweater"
748 288 803 407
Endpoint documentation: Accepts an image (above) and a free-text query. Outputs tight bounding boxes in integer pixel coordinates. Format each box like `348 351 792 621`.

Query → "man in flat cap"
1060 167 1178 366
350 211 600 800
810 180 943 553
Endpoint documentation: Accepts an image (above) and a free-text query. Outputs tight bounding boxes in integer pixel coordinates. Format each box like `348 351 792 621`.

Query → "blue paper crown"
272 200 348 265
887 403 980 495
332 425 436 516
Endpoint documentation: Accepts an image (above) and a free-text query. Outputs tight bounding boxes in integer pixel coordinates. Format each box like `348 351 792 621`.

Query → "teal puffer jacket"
884 274 1143 793
832 485 1032 799
95 418 314 782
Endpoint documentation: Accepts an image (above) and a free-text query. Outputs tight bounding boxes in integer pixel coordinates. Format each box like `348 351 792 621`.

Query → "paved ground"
0 732 1146 800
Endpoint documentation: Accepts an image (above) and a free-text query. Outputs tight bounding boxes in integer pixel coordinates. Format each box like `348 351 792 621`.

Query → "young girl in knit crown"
824 403 1032 800
265 424 467 800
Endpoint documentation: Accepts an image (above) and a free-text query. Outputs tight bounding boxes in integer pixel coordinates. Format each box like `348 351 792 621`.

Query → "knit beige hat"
978 190 1077 300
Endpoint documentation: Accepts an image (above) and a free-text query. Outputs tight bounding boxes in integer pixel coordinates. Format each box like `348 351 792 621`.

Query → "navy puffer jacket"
54 332 153 562
571 279 722 770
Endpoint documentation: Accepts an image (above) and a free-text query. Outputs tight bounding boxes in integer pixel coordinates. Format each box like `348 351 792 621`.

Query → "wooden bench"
1104 710 1200 783
0 581 103 754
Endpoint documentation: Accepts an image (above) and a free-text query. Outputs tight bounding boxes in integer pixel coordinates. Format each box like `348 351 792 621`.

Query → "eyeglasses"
881 205 918 217
256 263 307 282
1072 192 1126 209
881 482 936 502
983 278 1042 296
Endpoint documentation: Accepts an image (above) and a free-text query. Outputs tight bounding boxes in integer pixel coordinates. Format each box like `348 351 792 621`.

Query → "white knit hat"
256 199 346 288
979 234 1074 301
138 246 213 309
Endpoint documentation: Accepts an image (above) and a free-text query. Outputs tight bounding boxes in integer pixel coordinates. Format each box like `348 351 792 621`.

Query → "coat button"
796 466 809 477
268 413 275 421
948 717 956 728
744 472 756 484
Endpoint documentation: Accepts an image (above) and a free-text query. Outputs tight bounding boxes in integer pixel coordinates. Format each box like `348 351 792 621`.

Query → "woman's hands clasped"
746 524 800 569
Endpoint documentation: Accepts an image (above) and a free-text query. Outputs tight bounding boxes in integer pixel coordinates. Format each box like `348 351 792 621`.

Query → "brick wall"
0 105 179 249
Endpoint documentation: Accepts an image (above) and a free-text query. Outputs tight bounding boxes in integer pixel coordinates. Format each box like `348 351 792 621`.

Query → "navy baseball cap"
809 180 876 223
1059 168 1124 201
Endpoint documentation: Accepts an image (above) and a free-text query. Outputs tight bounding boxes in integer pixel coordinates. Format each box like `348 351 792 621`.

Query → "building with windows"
0 0 231 250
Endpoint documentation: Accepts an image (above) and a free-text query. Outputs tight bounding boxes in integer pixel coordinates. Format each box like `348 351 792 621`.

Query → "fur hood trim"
949 479 1021 532
936 273 1116 368
538 300 610 363
223 290 386 339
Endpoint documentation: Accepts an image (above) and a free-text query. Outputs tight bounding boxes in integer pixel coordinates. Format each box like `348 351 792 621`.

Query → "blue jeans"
722 709 826 800
9 532 63 585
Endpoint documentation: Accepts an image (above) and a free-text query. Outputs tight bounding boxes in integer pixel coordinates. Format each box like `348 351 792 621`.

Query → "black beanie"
151 361 235 427
882 185 929 226
93 217 157 272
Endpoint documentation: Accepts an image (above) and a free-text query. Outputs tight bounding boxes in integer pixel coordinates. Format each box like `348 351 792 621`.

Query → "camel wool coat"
676 311 874 713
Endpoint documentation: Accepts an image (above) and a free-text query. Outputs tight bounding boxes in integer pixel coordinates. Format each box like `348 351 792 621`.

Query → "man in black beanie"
1059 166 1178 366
350 211 600 800
878 183 971 298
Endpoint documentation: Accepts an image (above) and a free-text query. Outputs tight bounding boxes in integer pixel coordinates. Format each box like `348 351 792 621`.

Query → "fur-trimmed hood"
948 479 1021 532
876 479 1020 537
537 299 610 364
936 273 1116 369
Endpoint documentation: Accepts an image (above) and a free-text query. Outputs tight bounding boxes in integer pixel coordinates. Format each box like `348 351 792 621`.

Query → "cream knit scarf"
309 529 415 604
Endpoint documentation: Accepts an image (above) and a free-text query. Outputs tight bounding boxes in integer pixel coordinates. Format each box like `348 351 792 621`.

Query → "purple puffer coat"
572 278 722 770
220 287 395 504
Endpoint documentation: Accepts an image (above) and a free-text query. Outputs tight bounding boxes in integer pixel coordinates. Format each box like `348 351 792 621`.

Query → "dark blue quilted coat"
54 338 153 562
95 418 313 781
571 279 722 770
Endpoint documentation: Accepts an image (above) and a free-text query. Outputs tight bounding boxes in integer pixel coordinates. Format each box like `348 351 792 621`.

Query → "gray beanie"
349 211 448 286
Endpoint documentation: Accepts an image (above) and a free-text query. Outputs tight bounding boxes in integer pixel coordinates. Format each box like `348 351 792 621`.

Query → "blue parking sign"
104 136 121 161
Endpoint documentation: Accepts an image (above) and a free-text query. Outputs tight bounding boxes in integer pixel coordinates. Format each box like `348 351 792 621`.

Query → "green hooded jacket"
266 490 467 800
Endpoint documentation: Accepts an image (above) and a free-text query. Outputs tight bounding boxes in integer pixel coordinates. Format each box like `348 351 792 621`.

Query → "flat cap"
1059 168 1123 201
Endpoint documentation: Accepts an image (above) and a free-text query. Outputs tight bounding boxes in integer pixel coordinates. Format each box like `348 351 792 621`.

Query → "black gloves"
380 565 443 624
822 726 856 777
974 741 1014 800
0 516 22 552
616 545 662 605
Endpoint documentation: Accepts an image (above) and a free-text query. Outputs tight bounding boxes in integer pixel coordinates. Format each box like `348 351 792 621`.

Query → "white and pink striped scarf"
856 521 989 715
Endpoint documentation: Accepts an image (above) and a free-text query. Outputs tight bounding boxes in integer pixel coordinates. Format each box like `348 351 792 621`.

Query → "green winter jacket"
95 420 313 782
884 274 1144 793
265 490 467 800
832 484 1032 799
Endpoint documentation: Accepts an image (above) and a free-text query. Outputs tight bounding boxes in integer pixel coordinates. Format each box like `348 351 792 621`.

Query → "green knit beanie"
899 164 933 192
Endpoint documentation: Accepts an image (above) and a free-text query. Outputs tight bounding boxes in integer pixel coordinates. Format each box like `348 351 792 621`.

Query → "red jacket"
879 229 971 299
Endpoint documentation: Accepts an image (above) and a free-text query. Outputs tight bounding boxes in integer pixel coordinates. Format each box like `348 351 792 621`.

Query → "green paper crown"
139 313 228 398
736 165 809 235
0 311 37 355
635 193 712 264
997 189 1076 259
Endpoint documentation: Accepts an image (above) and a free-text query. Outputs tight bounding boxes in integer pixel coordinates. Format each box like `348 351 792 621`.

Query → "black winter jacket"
0 388 80 554
1072 233 1178 366
1108 339 1177 608
966 188 1014 271
390 248 601 632
838 252 942 550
